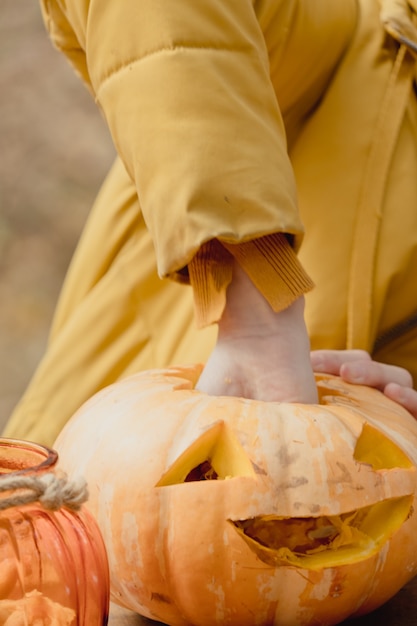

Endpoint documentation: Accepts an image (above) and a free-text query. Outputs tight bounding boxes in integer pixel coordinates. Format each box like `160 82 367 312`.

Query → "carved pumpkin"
54 365 417 626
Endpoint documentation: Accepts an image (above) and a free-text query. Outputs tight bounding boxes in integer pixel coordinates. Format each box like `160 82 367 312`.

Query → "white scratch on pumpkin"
206 578 226 622
121 511 144 571
230 560 237 583
98 482 116 568
119 512 145 600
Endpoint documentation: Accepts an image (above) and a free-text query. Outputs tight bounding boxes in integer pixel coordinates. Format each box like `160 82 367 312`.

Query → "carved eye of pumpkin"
353 423 413 470
155 421 255 486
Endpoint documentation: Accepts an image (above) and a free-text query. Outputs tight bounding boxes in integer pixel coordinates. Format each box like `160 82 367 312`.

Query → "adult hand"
311 349 417 419
196 262 318 403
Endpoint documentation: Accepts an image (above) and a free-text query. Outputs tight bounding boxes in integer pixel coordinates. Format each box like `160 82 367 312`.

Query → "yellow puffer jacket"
4 0 417 446
296 0 417 372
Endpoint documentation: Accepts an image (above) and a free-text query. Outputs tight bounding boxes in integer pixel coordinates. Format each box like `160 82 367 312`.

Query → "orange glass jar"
0 438 109 625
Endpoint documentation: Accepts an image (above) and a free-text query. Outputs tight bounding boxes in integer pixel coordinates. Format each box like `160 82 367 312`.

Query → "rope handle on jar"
0 472 88 511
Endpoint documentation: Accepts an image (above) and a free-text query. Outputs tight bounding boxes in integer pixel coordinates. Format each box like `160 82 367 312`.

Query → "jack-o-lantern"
54 365 417 626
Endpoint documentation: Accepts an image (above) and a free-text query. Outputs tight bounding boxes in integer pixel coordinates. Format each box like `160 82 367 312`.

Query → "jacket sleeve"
40 0 312 323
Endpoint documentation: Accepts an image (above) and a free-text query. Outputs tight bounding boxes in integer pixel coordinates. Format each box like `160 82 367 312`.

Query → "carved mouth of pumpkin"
231 496 413 569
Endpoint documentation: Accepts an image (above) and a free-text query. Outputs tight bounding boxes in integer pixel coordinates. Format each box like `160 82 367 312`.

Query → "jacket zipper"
373 311 417 353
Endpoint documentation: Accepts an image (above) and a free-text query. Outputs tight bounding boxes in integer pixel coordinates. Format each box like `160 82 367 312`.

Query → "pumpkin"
54 364 417 626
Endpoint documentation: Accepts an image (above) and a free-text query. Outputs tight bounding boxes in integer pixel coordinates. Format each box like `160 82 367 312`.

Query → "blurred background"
0 1 115 431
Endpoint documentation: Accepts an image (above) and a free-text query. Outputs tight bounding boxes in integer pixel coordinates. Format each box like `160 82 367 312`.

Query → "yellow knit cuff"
224 234 314 312
188 234 314 328
188 240 233 328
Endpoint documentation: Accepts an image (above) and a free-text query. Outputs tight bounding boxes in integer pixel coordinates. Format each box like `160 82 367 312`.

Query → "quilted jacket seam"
95 44 254 94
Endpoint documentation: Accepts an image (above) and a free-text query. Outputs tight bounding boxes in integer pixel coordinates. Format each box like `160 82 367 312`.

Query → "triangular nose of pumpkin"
155 421 256 486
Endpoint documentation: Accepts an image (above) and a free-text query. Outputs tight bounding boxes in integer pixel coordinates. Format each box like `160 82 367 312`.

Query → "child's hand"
196 263 317 404
311 349 417 419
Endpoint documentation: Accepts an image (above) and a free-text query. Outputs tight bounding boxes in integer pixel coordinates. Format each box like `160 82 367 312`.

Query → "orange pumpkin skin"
54 365 417 626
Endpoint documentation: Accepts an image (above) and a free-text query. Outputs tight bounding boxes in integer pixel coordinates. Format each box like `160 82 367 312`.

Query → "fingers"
310 349 416 419
339 359 413 391
384 383 417 420
311 349 413 389
311 349 371 375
